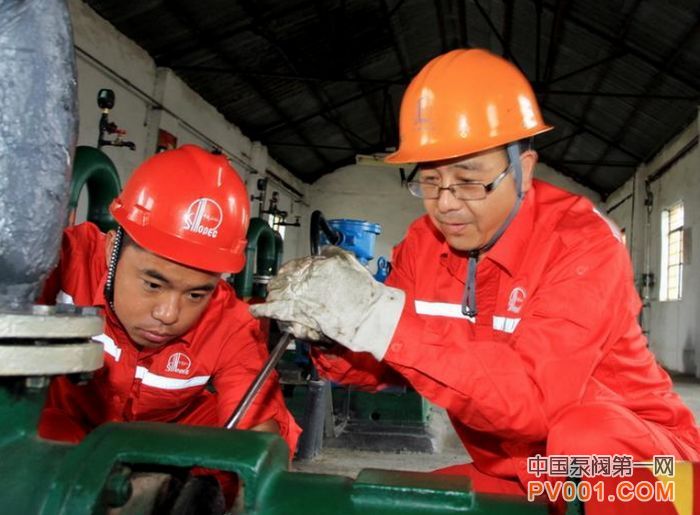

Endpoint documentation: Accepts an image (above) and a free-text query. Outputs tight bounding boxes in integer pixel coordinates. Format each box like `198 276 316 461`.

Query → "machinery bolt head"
104 466 133 508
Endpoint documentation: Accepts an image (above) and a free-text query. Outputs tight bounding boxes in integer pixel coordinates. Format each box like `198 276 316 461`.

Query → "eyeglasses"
407 164 513 201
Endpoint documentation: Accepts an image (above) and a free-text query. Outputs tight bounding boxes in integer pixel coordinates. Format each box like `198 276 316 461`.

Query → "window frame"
659 201 684 302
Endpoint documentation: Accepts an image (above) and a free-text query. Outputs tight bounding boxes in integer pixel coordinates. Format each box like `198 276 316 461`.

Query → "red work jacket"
314 180 699 485
39 222 300 453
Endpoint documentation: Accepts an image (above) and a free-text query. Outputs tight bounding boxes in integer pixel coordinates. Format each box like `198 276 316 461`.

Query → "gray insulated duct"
0 0 78 309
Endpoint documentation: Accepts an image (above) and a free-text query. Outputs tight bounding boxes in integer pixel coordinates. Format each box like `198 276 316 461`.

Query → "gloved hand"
249 246 405 361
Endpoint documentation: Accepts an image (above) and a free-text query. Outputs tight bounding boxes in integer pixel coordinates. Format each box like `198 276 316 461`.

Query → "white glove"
249 246 405 361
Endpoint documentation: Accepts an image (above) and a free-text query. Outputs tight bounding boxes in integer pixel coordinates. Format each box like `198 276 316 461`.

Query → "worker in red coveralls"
251 49 699 513
38 145 300 461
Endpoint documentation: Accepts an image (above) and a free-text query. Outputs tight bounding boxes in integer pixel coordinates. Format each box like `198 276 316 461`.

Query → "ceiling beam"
378 0 412 81
266 141 358 151
241 0 369 152
163 0 332 168
502 0 515 58
534 0 542 81
434 0 449 53
473 0 522 69
543 104 642 160
313 0 385 147
318 0 386 147
546 51 627 86
555 0 643 163
155 2 307 67
540 90 697 100
258 84 389 137
527 0 700 91
170 65 406 86
541 0 571 84
538 155 606 194
537 129 583 151
588 19 700 181
457 0 469 48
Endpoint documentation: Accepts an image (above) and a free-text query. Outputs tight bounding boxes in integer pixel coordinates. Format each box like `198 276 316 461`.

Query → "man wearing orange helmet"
38 145 300 454
252 49 699 506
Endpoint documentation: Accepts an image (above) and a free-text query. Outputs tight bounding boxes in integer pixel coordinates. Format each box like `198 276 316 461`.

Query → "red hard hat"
385 49 553 163
110 145 250 274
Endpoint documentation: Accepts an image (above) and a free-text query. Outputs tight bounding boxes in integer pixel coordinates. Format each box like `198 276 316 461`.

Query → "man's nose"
152 294 179 325
436 185 463 212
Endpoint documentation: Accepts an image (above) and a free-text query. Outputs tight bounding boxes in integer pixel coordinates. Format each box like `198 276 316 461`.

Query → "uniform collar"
439 183 537 278
482 186 535 276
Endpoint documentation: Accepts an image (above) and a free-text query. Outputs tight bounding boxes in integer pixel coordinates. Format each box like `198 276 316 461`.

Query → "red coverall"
314 180 700 502
38 222 301 454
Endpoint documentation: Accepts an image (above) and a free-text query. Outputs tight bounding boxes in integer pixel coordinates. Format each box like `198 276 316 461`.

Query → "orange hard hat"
110 145 250 274
385 49 553 164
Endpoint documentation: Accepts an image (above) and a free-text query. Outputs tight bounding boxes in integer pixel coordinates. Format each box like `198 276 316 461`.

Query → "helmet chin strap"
461 142 525 317
104 226 124 311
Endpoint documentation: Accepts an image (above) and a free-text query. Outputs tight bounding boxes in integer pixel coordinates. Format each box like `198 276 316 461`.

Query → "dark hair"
119 230 142 251
518 137 534 153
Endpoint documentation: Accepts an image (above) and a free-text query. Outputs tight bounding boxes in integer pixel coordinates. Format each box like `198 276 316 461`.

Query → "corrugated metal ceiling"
84 0 700 197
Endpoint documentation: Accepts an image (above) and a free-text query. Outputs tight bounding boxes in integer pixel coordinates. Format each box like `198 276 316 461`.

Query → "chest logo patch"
166 352 192 375
507 287 527 314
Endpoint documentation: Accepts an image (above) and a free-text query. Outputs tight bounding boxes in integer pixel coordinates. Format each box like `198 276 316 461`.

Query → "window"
266 213 286 240
659 202 684 301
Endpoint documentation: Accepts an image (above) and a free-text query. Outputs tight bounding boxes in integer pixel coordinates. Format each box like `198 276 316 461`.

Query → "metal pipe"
225 332 293 429
232 218 282 299
0 0 78 309
310 210 341 256
296 379 328 460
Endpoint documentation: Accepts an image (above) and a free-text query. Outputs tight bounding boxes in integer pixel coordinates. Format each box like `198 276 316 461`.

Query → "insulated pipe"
68 146 122 232
233 218 282 299
0 0 78 309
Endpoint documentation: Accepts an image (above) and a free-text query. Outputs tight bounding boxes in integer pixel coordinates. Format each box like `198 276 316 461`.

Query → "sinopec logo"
184 198 223 238
166 352 191 375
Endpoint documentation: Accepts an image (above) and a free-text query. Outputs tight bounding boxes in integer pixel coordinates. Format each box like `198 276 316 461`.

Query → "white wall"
67 0 308 261
605 117 700 375
307 165 425 272
535 163 602 205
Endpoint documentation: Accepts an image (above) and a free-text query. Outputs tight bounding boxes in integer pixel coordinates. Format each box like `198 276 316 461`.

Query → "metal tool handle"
225 331 293 429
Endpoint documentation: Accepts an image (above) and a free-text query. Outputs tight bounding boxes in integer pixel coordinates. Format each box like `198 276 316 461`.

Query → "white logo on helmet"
184 198 223 239
166 352 191 375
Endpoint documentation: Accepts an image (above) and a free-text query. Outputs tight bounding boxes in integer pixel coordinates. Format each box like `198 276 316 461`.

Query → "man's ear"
519 150 538 194
105 230 116 268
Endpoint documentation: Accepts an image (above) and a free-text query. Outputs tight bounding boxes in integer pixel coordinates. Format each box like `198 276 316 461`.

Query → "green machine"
232 218 284 301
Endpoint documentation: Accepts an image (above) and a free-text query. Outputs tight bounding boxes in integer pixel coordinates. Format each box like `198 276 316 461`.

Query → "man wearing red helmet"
252 49 699 511
38 145 300 455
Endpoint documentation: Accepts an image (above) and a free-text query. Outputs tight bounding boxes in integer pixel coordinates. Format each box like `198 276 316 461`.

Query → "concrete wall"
68 0 308 261
605 116 700 375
